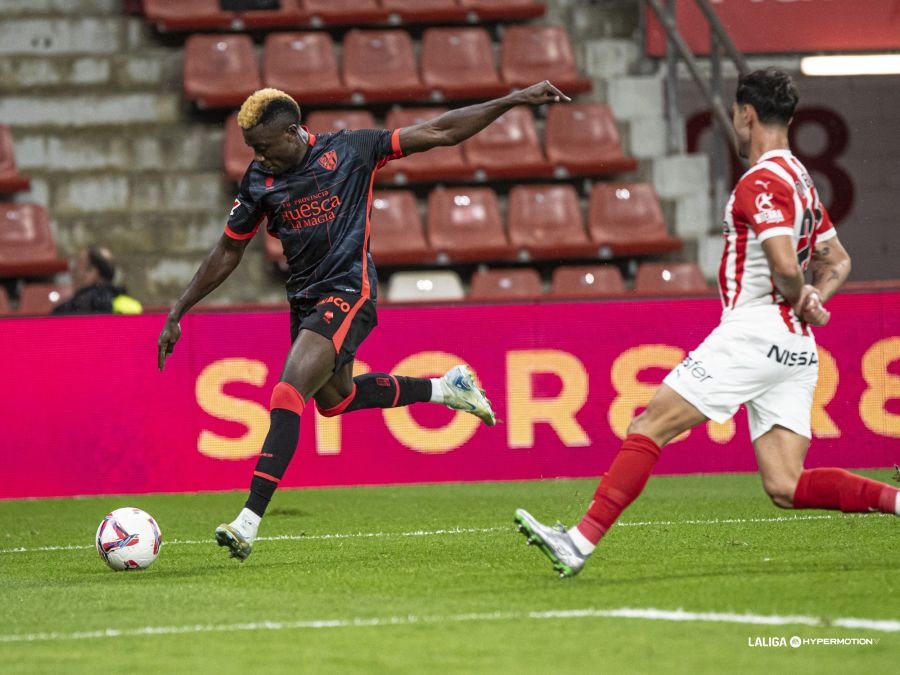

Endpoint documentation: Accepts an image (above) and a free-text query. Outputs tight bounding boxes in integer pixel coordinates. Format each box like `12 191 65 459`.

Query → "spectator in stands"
52 246 142 315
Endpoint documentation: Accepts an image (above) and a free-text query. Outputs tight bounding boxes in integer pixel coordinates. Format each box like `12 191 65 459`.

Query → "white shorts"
662 305 819 441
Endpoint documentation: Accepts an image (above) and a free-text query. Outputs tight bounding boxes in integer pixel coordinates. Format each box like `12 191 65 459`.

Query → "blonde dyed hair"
237 88 300 129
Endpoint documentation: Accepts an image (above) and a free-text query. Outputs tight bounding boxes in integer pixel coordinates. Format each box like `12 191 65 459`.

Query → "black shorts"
290 292 378 371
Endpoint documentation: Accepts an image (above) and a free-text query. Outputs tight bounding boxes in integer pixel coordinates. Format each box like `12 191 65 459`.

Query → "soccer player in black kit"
158 81 570 561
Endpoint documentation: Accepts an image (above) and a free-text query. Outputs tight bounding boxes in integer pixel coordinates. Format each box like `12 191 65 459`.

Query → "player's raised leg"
515 384 707 577
316 363 496 426
754 425 899 514
215 329 335 561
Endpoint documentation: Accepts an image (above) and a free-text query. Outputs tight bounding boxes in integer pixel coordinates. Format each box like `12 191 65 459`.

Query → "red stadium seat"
551 264 626 298
369 190 433 266
458 0 546 21
0 203 68 278
462 107 550 179
237 0 307 29
0 287 10 315
469 268 543 301
500 26 592 95
545 104 638 177
303 110 377 134
426 187 513 262
17 282 72 315
421 27 508 101
143 0 235 32
634 262 709 295
507 184 595 260
224 113 254 183
588 183 681 256
342 30 428 103
0 125 30 194
377 107 472 184
305 0 388 26
263 33 350 105
183 34 261 109
382 0 468 23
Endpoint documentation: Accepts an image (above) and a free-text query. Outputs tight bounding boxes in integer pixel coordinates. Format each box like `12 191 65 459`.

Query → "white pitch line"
0 606 897 643
0 514 843 555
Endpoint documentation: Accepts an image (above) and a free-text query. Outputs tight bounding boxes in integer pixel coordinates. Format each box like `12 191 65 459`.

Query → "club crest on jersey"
318 150 338 171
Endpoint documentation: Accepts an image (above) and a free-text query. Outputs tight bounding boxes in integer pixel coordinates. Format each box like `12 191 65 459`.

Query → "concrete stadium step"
54 210 237 255
13 125 223 173
0 0 124 16
0 51 182 94
0 92 182 127
45 171 232 216
116 249 285 307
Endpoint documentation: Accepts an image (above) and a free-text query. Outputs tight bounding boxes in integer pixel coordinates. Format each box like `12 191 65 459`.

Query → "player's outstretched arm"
398 80 570 156
157 234 250 371
809 235 851 303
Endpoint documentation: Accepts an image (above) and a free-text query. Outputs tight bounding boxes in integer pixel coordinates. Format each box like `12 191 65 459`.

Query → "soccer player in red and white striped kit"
516 68 899 577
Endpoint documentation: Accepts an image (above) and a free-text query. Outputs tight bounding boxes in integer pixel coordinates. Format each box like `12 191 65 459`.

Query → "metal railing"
645 0 750 226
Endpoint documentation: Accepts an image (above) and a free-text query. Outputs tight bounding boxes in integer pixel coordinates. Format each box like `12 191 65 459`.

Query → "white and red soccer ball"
95 507 162 571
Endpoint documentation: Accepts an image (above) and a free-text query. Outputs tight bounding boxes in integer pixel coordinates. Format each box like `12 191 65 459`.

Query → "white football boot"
439 365 497 426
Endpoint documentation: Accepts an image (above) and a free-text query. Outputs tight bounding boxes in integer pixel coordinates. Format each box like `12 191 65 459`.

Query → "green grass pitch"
1 473 896 674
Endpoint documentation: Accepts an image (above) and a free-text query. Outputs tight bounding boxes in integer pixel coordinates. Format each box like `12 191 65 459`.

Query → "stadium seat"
386 270 465 303
588 183 682 257
377 108 471 184
236 0 307 30
426 187 513 262
342 30 428 103
183 34 261 109
421 28 508 101
369 190 433 266
0 203 68 278
500 26 592 95
0 125 30 194
545 104 638 177
143 0 235 32
303 110 377 135
382 0 468 23
0 287 10 315
263 33 350 105
551 264 626 298
224 113 254 183
458 0 546 21
305 0 388 27
507 184 595 260
634 262 709 295
17 282 72 315
462 107 551 179
469 268 543 301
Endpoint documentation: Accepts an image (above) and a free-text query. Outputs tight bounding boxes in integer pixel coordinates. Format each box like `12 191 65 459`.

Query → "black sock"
245 409 300 517
343 373 432 412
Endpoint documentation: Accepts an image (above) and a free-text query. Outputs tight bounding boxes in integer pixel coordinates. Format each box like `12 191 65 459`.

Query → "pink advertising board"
1 293 898 499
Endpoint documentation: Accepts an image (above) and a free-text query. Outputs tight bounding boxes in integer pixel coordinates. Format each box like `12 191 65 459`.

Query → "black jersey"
225 128 404 303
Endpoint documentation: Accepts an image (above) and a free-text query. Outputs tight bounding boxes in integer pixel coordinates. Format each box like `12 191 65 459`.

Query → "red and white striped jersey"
719 149 836 319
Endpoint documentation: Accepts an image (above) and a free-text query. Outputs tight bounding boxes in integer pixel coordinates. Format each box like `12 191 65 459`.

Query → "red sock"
576 433 661 544
793 468 898 513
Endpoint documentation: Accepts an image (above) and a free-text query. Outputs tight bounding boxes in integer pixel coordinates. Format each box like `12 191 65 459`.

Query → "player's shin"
573 433 662 552
244 382 306 523
323 374 432 415
793 468 900 514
